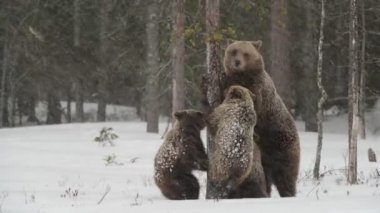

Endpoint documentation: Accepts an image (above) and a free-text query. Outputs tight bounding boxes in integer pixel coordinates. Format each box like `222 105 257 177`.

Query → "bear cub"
207 85 266 198
154 109 208 200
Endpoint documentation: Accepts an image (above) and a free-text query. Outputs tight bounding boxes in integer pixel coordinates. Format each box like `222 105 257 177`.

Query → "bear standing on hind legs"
207 85 267 199
223 40 300 197
154 110 208 200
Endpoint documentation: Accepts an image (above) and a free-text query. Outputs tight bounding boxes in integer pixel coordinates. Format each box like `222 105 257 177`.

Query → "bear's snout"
235 59 241 67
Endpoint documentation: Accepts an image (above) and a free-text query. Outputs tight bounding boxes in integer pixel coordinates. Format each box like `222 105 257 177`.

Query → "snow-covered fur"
224 40 300 197
154 110 208 200
207 85 266 198
229 142 268 198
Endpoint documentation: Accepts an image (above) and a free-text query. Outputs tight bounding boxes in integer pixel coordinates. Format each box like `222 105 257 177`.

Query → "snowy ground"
0 118 379 213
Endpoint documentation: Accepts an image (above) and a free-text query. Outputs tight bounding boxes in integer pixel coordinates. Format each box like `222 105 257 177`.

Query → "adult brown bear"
223 40 300 197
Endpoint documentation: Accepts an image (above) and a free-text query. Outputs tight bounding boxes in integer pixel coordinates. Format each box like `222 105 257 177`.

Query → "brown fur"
223 40 300 197
207 86 267 198
154 110 208 200
229 142 268 198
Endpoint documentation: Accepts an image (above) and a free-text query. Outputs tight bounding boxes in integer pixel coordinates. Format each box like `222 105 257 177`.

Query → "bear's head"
224 85 255 105
223 40 263 74
173 109 206 130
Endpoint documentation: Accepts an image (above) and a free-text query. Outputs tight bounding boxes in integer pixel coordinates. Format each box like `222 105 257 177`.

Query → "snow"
1 118 380 213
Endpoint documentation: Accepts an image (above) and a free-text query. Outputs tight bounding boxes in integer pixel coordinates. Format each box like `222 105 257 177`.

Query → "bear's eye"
231 49 237 56
243 53 249 58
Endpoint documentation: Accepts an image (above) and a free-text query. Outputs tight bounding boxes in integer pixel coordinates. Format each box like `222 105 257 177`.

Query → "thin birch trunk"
313 0 327 180
348 0 359 185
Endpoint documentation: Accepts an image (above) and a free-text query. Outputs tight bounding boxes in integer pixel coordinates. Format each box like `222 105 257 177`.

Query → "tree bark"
66 89 72 123
145 0 160 133
97 0 111 122
97 84 107 122
348 0 359 185
172 0 186 113
73 0 85 122
300 1 318 132
9 85 16 127
313 0 327 180
27 96 39 123
46 91 62 124
204 0 223 199
334 3 347 99
270 0 292 110
0 38 8 128
75 80 84 122
73 0 80 47
359 0 366 139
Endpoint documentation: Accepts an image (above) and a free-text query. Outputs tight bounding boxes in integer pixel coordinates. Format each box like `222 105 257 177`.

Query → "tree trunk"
335 3 347 98
75 80 84 122
2 92 9 127
27 96 39 124
300 1 318 132
0 39 8 128
270 0 292 110
18 100 22 126
9 85 16 127
348 0 359 185
313 0 327 180
73 0 84 122
97 0 110 122
66 89 72 123
97 91 107 122
46 91 62 124
172 0 185 113
73 0 80 47
145 0 160 133
359 0 366 139
204 0 223 199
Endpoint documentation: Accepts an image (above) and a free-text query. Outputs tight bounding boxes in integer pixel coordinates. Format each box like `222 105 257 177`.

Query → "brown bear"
154 109 208 200
229 142 268 198
207 85 267 199
223 40 300 197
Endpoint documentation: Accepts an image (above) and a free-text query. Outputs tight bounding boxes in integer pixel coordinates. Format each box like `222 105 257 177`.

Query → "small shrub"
94 127 119 146
368 148 377 162
104 154 124 166
60 188 79 199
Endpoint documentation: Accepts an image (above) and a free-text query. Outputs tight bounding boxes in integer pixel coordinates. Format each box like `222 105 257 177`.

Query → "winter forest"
0 0 380 212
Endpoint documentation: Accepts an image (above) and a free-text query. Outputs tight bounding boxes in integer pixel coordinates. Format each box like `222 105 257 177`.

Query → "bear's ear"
228 86 242 99
173 111 186 119
251 40 262 50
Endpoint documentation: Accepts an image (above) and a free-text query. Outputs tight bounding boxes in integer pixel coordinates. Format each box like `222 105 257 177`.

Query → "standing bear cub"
207 85 267 199
223 40 300 197
154 109 208 200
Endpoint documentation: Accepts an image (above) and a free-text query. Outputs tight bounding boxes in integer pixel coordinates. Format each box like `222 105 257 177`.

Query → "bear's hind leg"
178 173 200 199
272 168 297 197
